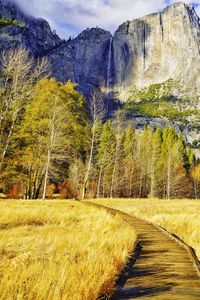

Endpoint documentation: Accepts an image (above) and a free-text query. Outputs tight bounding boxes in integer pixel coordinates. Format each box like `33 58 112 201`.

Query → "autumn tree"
191 164 200 199
0 47 49 170
19 78 88 199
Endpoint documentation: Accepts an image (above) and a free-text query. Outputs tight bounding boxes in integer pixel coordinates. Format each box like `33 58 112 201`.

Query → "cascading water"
106 37 112 113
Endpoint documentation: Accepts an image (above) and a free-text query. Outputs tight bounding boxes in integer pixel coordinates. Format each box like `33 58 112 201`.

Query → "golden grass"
92 198 200 260
0 200 136 300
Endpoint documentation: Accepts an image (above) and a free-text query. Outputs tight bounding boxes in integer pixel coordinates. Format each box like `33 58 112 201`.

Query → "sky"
12 0 200 39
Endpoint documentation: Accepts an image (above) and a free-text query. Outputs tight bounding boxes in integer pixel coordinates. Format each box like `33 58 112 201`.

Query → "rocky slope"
0 0 199 145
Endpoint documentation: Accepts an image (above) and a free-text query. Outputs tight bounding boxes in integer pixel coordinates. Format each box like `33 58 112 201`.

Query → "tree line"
0 47 200 199
95 118 199 199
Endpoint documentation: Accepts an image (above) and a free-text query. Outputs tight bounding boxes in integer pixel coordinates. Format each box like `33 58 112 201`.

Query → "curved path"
85 202 200 300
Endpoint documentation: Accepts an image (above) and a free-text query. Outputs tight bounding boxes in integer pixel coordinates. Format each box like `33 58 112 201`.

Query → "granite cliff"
0 0 199 145
1 1 199 97
112 2 200 100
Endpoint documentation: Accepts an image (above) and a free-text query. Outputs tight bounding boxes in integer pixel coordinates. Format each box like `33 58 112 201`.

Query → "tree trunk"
97 145 108 198
110 144 118 198
97 163 104 198
128 162 134 197
166 152 171 199
81 125 95 200
42 148 51 200
0 113 18 170
42 100 56 200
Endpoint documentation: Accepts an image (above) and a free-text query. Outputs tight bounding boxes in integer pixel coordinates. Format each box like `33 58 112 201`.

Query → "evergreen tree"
159 126 189 198
110 111 125 198
148 127 162 198
124 126 138 197
137 126 150 197
97 120 116 198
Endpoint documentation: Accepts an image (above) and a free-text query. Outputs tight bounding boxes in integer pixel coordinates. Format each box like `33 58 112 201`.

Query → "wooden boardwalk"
86 203 200 300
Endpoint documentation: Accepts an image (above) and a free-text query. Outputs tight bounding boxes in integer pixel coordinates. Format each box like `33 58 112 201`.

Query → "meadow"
92 198 200 259
0 200 136 300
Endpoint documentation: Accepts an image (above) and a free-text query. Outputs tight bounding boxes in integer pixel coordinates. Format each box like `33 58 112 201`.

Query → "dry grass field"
92 199 200 260
0 200 136 300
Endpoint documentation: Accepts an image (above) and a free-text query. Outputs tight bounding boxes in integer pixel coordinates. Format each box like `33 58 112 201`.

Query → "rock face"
48 28 112 96
1 0 199 100
112 2 200 101
0 0 62 56
0 0 199 146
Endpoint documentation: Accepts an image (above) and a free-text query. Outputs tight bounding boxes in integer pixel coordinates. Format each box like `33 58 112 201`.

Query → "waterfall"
106 37 112 96
106 37 112 115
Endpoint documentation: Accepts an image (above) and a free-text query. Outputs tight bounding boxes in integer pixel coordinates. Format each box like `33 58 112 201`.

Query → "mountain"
113 3 200 99
0 0 62 56
0 0 200 146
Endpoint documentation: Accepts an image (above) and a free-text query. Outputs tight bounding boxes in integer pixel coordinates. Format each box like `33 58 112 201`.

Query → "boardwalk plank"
85 203 200 300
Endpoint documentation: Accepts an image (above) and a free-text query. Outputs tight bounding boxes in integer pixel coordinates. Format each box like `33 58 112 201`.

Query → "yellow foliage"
191 163 200 182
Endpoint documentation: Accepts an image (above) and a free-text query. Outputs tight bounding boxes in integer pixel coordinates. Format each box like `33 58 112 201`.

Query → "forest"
0 47 200 200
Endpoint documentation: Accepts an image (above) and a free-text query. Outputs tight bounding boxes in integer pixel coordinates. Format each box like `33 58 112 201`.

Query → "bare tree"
0 47 50 170
110 110 124 198
96 142 108 198
42 97 58 200
81 90 105 200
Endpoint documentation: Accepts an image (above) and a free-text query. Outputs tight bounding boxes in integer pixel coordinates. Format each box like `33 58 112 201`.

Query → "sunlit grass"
0 200 136 300
92 198 200 259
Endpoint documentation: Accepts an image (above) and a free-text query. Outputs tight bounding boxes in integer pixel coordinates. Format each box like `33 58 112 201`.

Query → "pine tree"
158 126 188 198
97 120 116 198
110 111 125 198
148 127 162 198
136 126 150 197
124 126 138 197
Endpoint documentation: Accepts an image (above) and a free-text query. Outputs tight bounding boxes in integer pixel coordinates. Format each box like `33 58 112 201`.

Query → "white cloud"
12 0 200 39
173 0 200 3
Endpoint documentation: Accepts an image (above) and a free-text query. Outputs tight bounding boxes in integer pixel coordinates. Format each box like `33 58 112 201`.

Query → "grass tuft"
92 198 200 259
0 200 136 300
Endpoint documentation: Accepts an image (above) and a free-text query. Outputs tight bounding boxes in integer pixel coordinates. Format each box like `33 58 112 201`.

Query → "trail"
85 202 200 300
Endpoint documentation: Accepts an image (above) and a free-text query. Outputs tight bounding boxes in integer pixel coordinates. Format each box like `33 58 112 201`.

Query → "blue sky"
12 0 200 39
